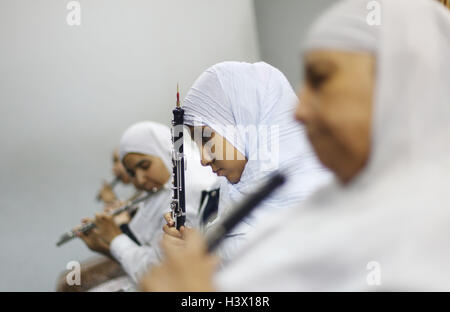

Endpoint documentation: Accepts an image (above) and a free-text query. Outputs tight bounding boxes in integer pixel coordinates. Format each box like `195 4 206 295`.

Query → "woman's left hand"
76 219 111 257
93 212 123 244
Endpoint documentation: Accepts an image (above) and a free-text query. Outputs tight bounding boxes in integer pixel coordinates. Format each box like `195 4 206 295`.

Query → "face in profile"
296 50 374 184
188 126 247 184
122 153 170 192
113 149 131 184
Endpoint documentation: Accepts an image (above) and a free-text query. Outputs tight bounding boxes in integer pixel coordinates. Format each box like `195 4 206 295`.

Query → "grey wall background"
0 0 335 291
254 0 336 89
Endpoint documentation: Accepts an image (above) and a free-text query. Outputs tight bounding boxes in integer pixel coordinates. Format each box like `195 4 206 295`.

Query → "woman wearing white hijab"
141 0 450 291
80 121 216 284
164 61 331 264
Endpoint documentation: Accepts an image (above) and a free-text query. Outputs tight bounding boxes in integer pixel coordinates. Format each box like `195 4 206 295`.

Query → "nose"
295 101 306 123
295 86 310 124
200 149 213 167
135 169 146 187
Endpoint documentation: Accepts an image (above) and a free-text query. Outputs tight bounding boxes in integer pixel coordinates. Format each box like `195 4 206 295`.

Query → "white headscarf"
216 0 450 291
302 0 379 53
119 121 172 172
183 62 331 229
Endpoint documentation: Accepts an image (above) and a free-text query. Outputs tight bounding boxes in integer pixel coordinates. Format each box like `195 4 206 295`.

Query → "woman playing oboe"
163 61 331 264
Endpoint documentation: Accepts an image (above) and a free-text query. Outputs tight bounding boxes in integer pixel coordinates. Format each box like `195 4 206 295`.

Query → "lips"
145 182 158 191
214 168 225 176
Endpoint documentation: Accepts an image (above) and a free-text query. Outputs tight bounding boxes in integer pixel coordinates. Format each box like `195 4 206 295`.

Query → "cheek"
218 159 234 170
303 99 334 144
145 167 159 183
211 136 225 159
307 122 336 161
299 89 329 135
149 163 169 184
303 98 343 162
315 95 370 168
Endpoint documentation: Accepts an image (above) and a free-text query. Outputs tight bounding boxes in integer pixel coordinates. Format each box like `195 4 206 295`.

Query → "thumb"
183 228 207 253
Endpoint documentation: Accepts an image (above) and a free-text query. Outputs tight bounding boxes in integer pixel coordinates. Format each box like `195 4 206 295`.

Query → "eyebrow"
134 159 151 169
202 130 214 141
306 59 337 73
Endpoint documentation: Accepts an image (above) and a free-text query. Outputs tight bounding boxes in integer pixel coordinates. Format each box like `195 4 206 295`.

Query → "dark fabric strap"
119 223 141 246
200 188 220 225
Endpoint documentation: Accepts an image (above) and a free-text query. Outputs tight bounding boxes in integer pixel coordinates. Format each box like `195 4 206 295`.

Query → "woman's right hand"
163 212 183 239
76 219 111 257
140 227 218 292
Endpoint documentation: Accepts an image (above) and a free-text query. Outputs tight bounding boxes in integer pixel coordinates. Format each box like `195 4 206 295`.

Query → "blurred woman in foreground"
141 0 450 291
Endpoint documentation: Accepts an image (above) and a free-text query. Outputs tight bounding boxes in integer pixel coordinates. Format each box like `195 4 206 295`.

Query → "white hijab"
216 0 450 291
183 62 331 229
119 121 172 171
119 121 217 244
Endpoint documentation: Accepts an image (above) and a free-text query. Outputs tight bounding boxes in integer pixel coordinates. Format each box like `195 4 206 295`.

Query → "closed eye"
306 67 330 90
305 61 335 90
136 159 151 170
201 132 214 145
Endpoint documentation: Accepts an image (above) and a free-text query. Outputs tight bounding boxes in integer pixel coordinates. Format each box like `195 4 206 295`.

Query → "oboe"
170 85 186 230
56 189 157 247
96 176 120 201
205 172 286 252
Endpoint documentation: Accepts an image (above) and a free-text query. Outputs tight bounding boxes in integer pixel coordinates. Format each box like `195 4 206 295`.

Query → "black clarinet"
205 172 286 252
171 85 186 230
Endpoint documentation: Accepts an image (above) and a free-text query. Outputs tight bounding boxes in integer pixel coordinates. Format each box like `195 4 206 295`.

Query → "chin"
227 174 240 184
310 137 334 168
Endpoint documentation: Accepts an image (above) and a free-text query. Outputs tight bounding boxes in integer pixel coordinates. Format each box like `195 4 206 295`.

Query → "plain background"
0 0 334 291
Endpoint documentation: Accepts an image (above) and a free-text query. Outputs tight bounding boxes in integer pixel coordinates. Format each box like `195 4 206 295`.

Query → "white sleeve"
214 233 248 266
205 220 253 266
110 234 162 284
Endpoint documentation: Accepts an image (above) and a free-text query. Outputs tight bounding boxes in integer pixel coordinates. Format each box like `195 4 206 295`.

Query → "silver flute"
56 188 157 247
